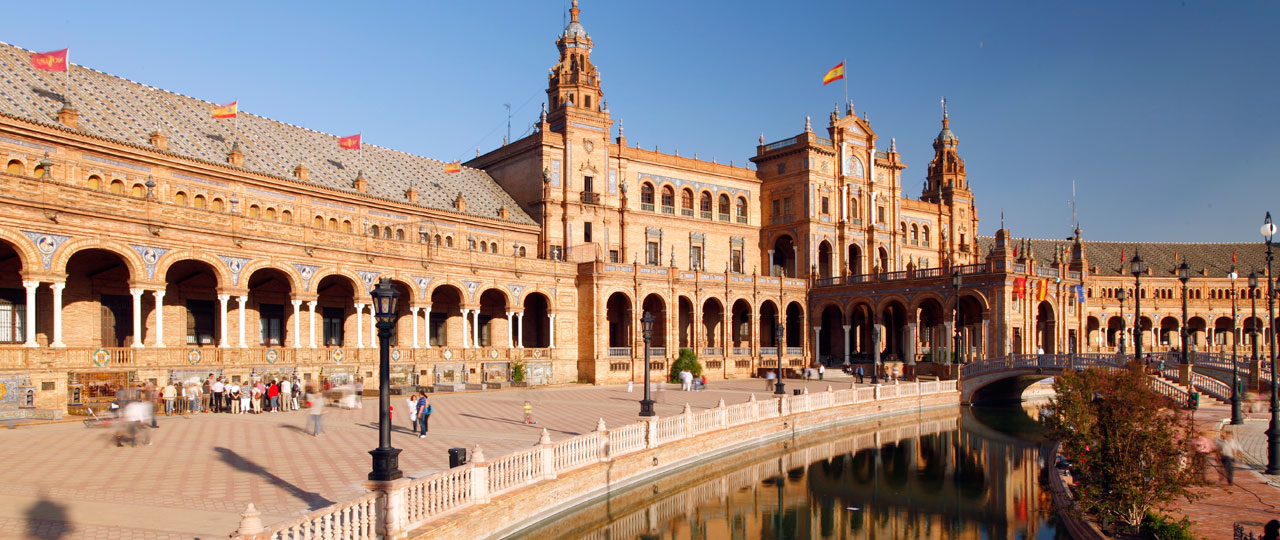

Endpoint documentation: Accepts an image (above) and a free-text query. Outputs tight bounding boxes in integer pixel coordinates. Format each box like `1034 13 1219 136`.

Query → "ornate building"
0 2 1272 417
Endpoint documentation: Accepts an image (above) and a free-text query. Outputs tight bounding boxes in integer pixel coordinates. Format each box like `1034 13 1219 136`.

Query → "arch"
680 188 694 216
152 250 233 290
717 193 730 218
280 209 291 223
521 292 551 348
913 296 947 363
211 198 225 212
878 299 908 362
265 208 277 221
1086 316 1101 351
677 296 695 349
606 291 632 348
1187 316 1207 348
699 191 712 217
248 205 261 219
771 235 796 278
910 224 919 244
785 301 804 348
130 184 145 197
314 273 359 347
660 185 674 212
847 302 874 359
87 174 102 190
0 229 40 273
730 298 752 350
236 260 304 292
428 284 466 348
735 196 748 222
759 300 780 348
849 196 860 219
921 226 930 247
640 182 655 209
51 238 146 282
1036 301 1056 353
475 288 509 347
383 227 392 240
109 179 125 195
395 229 404 241
313 216 324 228
642 294 668 348
445 236 454 248
1159 316 1180 348
308 267 368 295
192 194 206 209
5 159 22 175
847 243 863 275
246 266 295 347
818 304 843 364
817 240 833 279
700 297 724 350
66 248 137 347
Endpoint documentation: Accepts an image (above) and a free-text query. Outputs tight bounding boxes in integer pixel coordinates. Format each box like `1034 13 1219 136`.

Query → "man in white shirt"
211 379 225 413
280 379 292 412
680 370 693 391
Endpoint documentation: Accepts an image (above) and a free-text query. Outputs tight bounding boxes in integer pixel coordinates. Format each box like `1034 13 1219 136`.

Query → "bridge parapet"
959 354 1191 405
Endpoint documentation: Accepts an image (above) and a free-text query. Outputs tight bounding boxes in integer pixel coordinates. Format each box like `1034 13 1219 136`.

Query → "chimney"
498 205 509 219
227 142 244 167
293 163 309 182
57 103 78 129
148 130 168 151
453 192 466 212
405 187 418 203
353 170 367 193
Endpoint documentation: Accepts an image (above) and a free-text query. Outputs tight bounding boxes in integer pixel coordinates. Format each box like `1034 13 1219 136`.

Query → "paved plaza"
0 375 857 540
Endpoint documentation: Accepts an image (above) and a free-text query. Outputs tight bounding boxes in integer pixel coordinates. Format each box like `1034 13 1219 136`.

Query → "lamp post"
1117 288 1127 356
1261 212 1279 475
1250 271 1260 390
952 270 962 365
640 311 655 417
774 313 786 395
1178 262 1191 367
368 278 402 482
1130 253 1145 363
1230 267 1243 425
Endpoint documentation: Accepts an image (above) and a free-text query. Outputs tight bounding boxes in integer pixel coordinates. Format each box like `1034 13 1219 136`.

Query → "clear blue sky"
8 1 1278 242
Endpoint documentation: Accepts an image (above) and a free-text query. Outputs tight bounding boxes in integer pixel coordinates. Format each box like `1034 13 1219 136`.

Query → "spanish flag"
30 48 68 72
338 134 361 150
211 100 238 119
1037 279 1048 302
822 61 845 86
444 161 461 173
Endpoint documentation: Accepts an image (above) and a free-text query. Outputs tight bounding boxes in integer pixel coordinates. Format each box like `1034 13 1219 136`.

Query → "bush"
511 361 525 382
669 348 702 383
1142 512 1196 540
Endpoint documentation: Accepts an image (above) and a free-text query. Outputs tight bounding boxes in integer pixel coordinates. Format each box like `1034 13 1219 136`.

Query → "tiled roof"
0 41 535 226
979 235 1270 279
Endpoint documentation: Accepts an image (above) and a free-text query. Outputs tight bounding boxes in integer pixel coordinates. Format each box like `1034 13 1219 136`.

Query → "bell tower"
922 98 979 266
546 0 608 131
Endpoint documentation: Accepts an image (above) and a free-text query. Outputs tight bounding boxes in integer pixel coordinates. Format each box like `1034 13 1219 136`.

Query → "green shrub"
1142 511 1196 540
669 348 702 383
511 361 526 382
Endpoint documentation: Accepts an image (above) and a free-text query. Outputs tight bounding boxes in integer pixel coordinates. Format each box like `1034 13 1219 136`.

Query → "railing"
763 136 799 152
732 347 752 356
760 347 778 356
661 205 674 215
609 422 646 457
580 191 600 205
401 465 472 530
785 347 803 356
553 432 600 471
703 347 722 357
650 347 667 357
681 208 694 217
1191 371 1230 402
265 492 379 540
488 448 542 494
607 347 632 357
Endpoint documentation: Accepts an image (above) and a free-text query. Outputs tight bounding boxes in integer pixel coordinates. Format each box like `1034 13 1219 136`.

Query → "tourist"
211 378 225 413
201 377 212 413
185 383 199 415
522 399 534 424
406 394 418 430
856 365 864 384
417 393 431 437
765 369 776 391
818 364 825 381
305 385 325 436
251 382 264 414
268 379 280 412
699 375 707 391
1218 430 1242 485
239 382 251 414
291 376 302 410
162 381 176 416
354 378 364 408
228 382 240 414
680 369 693 391
279 377 292 412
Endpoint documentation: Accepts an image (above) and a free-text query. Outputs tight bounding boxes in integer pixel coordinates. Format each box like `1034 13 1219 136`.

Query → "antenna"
504 103 512 145
1069 180 1078 230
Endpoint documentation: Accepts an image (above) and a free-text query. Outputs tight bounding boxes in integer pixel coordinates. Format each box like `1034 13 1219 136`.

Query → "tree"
1043 361 1207 531
669 348 702 383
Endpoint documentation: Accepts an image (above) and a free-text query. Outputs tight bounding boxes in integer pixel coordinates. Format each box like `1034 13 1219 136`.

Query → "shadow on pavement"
456 413 581 436
357 422 426 436
215 447 334 510
25 496 72 540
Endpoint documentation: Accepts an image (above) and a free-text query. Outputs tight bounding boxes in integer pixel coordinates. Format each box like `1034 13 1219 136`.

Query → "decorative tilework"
21 231 69 270
219 255 251 286
607 168 617 194
130 244 171 280
293 264 318 291
413 276 434 301
635 172 750 198
551 160 561 188
507 284 525 304
355 270 379 293
463 281 480 302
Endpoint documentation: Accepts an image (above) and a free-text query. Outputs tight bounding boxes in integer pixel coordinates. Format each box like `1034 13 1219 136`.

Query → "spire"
889 137 896 153
942 96 949 127
570 0 580 22
804 115 812 132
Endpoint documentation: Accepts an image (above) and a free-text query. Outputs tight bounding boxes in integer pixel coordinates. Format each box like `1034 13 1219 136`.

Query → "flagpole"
842 58 848 109
64 49 71 106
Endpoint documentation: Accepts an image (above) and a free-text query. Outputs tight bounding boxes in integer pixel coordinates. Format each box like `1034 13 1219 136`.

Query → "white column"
237 295 248 348
812 326 821 360
21 281 38 347
548 313 557 348
411 307 421 348
842 324 851 364
461 309 471 349
291 300 302 348
369 308 377 348
517 312 525 348
217 294 230 348
153 290 165 347
506 312 515 348
840 185 848 222
472 309 481 348
355 303 366 348
50 282 65 347
307 300 318 348
129 288 145 348
423 306 432 348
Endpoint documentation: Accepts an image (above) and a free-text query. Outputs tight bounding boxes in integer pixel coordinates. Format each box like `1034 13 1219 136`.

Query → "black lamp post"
774 313 786 395
1178 262 1191 367
1117 288 1127 356
1250 271 1260 390
1261 212 1279 475
368 278 402 482
640 311 656 417
1130 252 1145 363
1230 267 1244 425
952 270 962 365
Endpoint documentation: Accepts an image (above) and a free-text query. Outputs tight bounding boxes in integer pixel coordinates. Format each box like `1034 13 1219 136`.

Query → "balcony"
607 347 632 357
580 191 600 205
785 347 804 356
732 346 752 356
700 211 712 219
681 208 694 217
662 205 675 215
703 347 723 357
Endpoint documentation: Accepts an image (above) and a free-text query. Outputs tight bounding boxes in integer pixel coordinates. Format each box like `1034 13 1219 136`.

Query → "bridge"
958 353 1194 405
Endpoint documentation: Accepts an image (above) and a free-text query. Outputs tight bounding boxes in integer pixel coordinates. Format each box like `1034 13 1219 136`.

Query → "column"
22 281 38 347
217 294 230 348
129 288 145 348
461 309 470 348
767 249 775 276
411 307 420 348
472 309 481 348
548 313 557 348
307 300 318 348
355 303 366 348
840 185 848 222
369 308 377 348
943 321 954 364
981 319 990 360
50 282 65 347
237 295 248 348
517 312 525 348
842 324 851 364
152 290 166 347
812 326 821 361
905 323 917 365
291 300 302 348
423 306 432 349
506 312 515 348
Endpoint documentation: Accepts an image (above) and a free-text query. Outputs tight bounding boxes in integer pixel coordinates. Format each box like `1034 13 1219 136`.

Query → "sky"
6 0 1278 242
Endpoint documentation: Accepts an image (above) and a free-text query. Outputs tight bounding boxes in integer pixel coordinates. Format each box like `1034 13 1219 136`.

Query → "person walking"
416 393 431 438
523 400 536 424
818 364 825 381
201 377 212 413
856 365 865 384
1218 430 1242 485
291 376 302 410
162 382 176 416
406 394 419 431
680 369 693 391
765 370 776 391
305 385 325 436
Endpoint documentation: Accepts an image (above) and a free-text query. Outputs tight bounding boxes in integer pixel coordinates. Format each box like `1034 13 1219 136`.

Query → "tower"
546 0 608 131
921 99 979 266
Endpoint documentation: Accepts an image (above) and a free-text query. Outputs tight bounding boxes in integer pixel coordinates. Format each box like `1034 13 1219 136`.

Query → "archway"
915 298 946 363
785 302 804 350
246 268 293 347
65 249 138 348
1213 316 1234 353
641 294 667 350
877 246 889 273
164 259 221 347
677 296 694 349
0 240 28 344
702 298 724 351
477 289 509 347
957 295 986 361
1187 316 1207 350
315 274 357 347
847 244 862 276
1106 316 1125 349
605 292 632 348
879 301 907 362
848 303 874 362
819 305 843 364
730 299 752 352
428 285 464 348
521 293 551 348
1035 301 1056 354
1159 316 1180 350
771 236 795 278
759 300 779 348
817 241 832 279
1085 316 1101 351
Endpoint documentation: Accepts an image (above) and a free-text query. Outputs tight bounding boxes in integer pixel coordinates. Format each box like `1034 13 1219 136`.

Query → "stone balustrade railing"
231 379 959 539
0 345 558 371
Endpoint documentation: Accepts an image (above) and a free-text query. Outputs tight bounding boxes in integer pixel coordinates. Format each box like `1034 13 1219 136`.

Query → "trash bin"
448 447 468 468
1188 392 1200 409
793 389 802 396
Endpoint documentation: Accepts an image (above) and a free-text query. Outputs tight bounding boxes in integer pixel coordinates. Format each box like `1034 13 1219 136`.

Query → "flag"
1013 245 1019 258
1014 277 1026 300
1232 250 1237 265
211 100 238 119
30 48 68 72
1037 279 1048 301
1120 248 1125 265
444 161 461 173
1076 284 1085 304
822 61 845 86
338 134 361 150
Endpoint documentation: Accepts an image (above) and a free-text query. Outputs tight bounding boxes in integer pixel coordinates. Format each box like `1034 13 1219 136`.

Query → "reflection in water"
525 404 1062 540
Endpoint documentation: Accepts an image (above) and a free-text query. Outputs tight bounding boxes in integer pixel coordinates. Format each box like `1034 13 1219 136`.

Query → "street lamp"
1117 288 1127 356
1178 261 1191 367
774 313 786 395
1250 271 1260 390
1130 252 1146 363
1261 212 1279 475
1230 267 1243 425
952 270 962 365
368 278 402 482
640 311 656 417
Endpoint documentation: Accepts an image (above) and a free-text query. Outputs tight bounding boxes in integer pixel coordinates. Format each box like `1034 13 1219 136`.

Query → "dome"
936 128 956 143
564 21 589 39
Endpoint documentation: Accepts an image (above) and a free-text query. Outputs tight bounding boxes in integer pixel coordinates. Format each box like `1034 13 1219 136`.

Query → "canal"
513 402 1063 540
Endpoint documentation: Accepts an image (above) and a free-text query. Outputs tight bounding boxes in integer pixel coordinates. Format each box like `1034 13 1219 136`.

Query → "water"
519 403 1064 540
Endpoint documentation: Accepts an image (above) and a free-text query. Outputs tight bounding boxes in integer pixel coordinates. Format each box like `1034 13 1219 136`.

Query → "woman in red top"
268 380 280 412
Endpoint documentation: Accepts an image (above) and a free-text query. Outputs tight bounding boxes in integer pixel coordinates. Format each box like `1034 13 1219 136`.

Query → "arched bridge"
957 354 1191 404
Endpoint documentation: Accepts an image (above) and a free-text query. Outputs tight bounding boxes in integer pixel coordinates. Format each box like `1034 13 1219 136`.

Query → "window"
281 210 292 223
259 304 283 346
661 186 674 214
519 246 528 257
342 220 352 233
771 199 780 218
783 198 793 216
0 297 25 343
131 184 145 197
266 208 277 221
899 223 907 241
109 180 124 194
681 189 694 216
87 175 102 190
371 225 381 238
322 307 344 346
328 218 338 230
174 192 187 206
249 205 261 218
33 164 46 177
186 299 216 345
820 196 829 215
193 195 207 209
731 248 743 273
736 197 748 223
313 216 324 228
445 236 454 248
690 245 703 271
469 238 477 250
491 242 498 253
850 197 859 219
641 183 655 211
700 192 712 219
646 241 660 266
211 198 224 212
776 162 786 175
609 249 618 262
5 160 21 175
877 206 885 223
922 226 930 247
480 242 487 253
584 175 594 193
584 222 593 243
911 224 919 245
718 194 730 221
383 227 392 239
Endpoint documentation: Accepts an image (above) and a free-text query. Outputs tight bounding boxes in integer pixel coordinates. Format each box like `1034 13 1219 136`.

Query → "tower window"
821 197 829 215
585 95 591 109
584 222 593 243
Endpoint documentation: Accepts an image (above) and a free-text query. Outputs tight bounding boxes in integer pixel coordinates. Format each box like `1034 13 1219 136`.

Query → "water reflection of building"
533 408 1049 540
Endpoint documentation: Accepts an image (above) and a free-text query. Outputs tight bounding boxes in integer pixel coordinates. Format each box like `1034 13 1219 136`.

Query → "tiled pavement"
0 375 860 540
1170 401 1280 540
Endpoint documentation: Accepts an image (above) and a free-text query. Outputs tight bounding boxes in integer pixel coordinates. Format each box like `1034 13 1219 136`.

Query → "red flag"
1015 277 1026 300
1232 250 1237 264
30 48 68 72
1120 249 1125 265
211 101 238 119
338 134 361 150
1013 245 1019 258
444 161 461 173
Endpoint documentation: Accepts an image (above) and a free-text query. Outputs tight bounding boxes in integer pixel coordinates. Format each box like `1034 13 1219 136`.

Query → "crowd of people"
151 375 306 416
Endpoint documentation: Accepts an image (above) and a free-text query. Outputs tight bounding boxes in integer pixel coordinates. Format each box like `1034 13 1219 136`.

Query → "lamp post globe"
1130 252 1145 363
1262 212 1280 475
774 313 786 395
368 278 402 482
640 311 656 417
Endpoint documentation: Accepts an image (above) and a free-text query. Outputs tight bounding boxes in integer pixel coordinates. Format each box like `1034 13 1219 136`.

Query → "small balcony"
580 191 600 205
